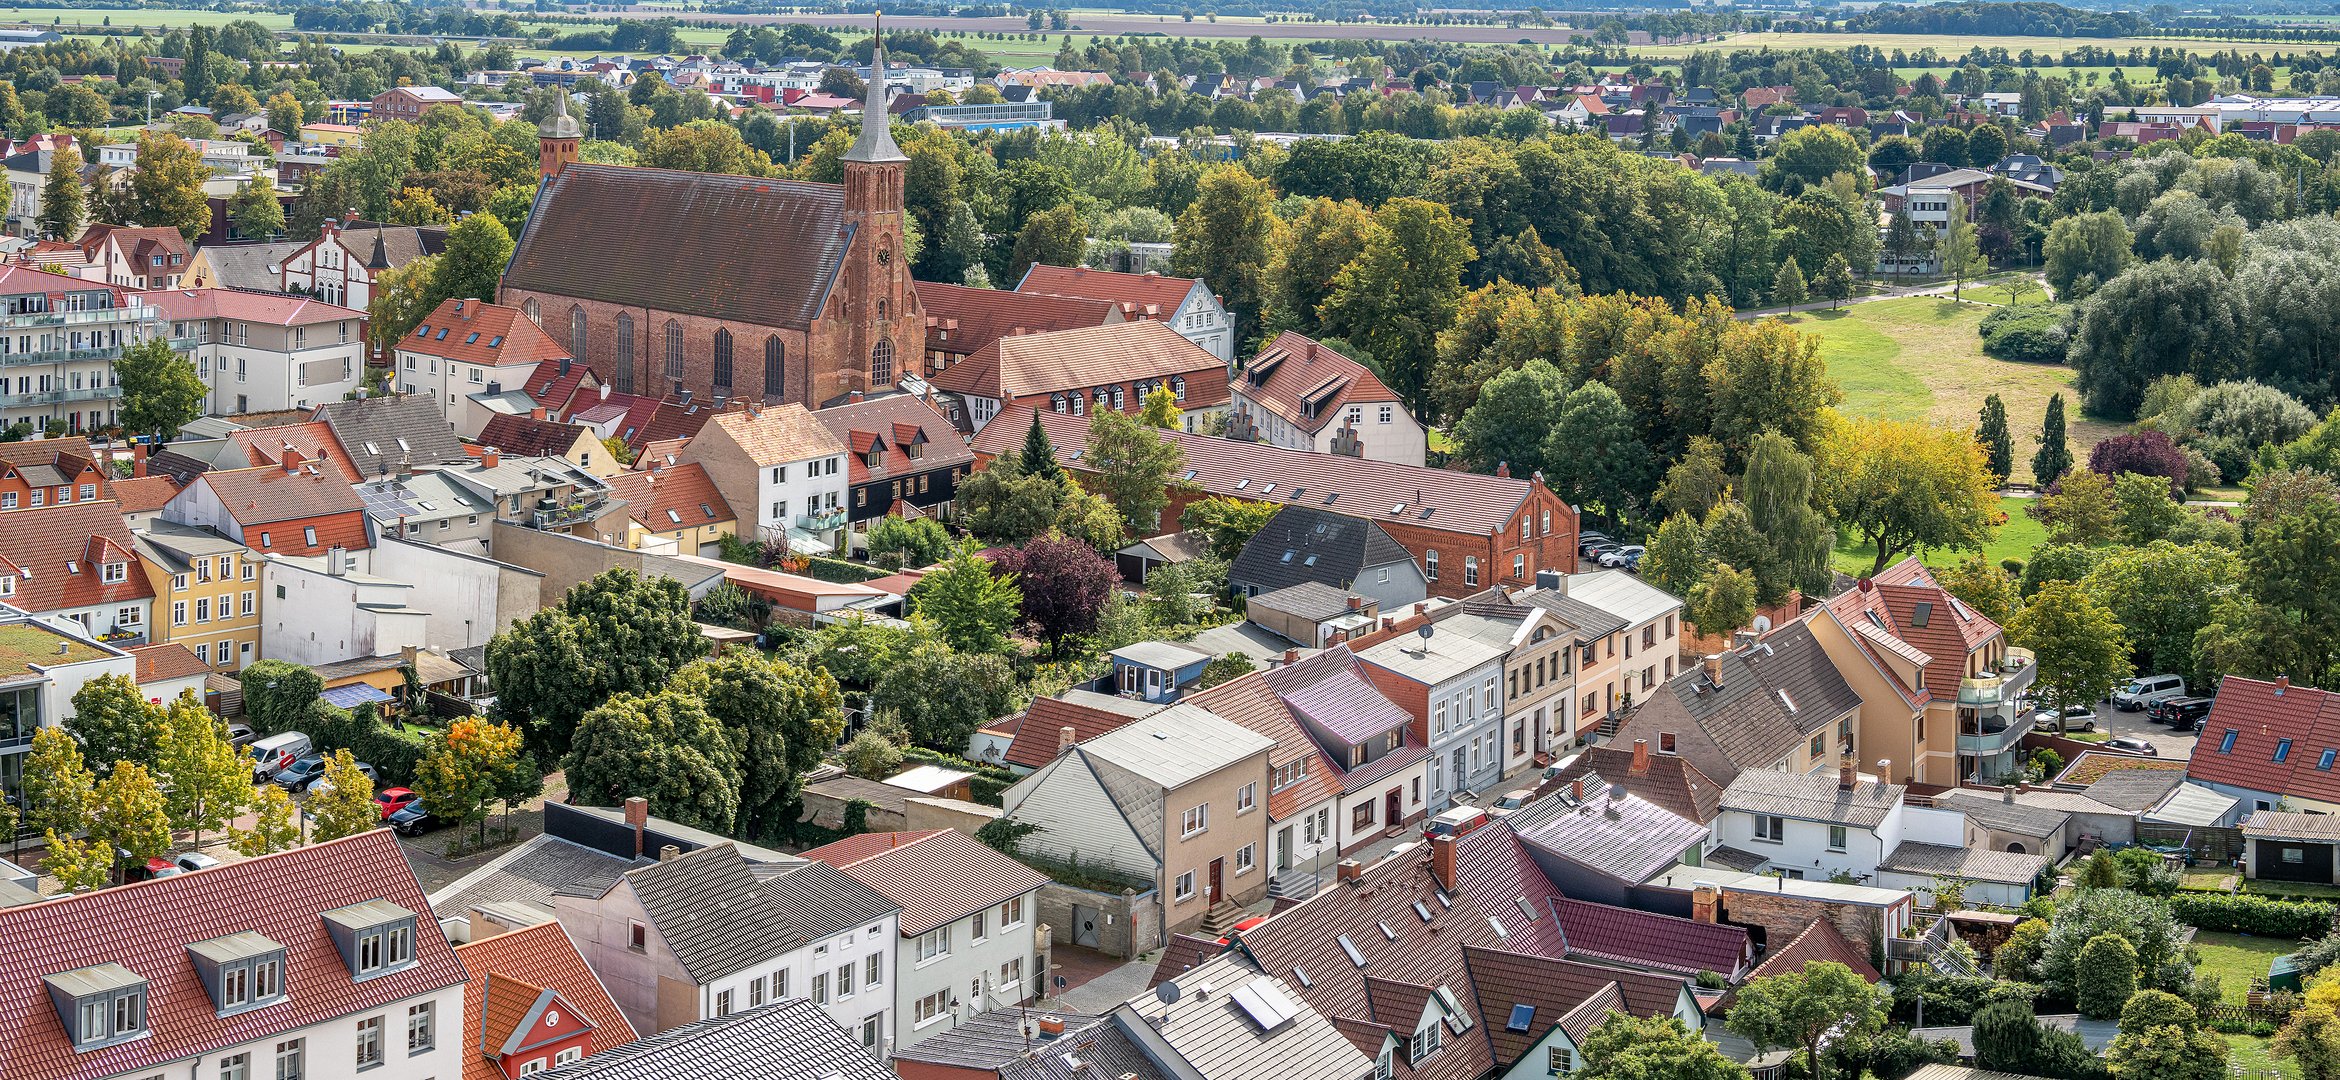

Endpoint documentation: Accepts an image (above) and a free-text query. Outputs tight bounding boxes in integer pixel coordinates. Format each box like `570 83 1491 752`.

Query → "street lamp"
145 90 160 125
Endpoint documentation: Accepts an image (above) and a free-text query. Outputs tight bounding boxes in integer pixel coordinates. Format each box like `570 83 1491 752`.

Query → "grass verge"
2192 931 2296 1005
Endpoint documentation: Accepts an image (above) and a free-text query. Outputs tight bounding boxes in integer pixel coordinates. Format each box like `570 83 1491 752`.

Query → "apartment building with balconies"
136 287 367 414
677 402 850 555
0 265 158 435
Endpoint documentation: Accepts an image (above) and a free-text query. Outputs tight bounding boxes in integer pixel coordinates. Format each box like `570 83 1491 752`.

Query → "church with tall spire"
505 16 925 408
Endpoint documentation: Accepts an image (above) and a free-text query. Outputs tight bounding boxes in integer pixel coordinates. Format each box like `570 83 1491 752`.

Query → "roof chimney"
1336 859 1363 885
1058 725 1077 756
1413 602 1427 617
1691 884 1719 923
324 545 347 576
1282 648 1299 666
1838 758 1857 791
2277 675 2292 694
482 447 503 471
624 796 649 856
659 844 681 862
531 406 546 421
1347 595 1362 611
1630 738 1650 776
1702 654 1722 688
1431 834 1457 891
2002 783 2017 804
1494 460 1510 479
1569 778 1583 802
848 389 865 404
131 441 147 478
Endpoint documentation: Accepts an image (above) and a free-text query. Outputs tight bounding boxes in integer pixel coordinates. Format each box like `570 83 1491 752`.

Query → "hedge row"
2170 891 2337 938
801 557 890 584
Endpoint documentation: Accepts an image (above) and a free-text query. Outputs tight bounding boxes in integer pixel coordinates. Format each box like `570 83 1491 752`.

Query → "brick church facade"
498 43 922 410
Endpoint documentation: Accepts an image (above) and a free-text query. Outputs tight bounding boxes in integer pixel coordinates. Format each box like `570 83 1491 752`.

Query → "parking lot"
2094 693 2202 760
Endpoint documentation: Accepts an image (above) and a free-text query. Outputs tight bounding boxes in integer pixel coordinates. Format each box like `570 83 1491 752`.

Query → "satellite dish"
1752 614 1774 632
1156 980 1183 1006
1416 623 1434 642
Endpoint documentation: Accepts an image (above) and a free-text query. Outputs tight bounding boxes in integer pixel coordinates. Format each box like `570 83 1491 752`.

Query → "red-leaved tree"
991 533 1120 655
2087 430 2190 498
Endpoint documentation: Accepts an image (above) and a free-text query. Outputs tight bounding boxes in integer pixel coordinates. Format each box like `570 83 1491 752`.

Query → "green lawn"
2227 1033 2302 1080
2193 931 2296 1005
1773 296 2117 486
1832 495 2043 575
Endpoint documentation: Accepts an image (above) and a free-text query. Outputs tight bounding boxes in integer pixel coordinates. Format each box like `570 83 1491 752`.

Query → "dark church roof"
504 164 852 332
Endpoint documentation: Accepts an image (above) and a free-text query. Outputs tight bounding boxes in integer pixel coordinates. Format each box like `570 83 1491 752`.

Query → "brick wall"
1034 881 1161 960
1722 887 1887 959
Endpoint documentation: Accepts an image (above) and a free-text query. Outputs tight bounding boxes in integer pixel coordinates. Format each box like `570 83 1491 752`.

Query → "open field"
1832 494 2042 573
571 9 1621 45
1637 29 2318 58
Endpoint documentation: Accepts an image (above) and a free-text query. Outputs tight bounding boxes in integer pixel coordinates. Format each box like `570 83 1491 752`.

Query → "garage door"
2256 839 2334 883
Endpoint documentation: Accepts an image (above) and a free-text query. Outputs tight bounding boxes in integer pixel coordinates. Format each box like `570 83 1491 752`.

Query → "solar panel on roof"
1230 980 1299 1033
1506 1004 1535 1032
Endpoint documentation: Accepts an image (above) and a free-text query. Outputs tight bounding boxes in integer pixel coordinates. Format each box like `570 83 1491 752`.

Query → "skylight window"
1234 479 1249 490
1378 921 1396 941
1258 483 1274 495
1390 503 1406 516
1911 602 1932 627
1514 896 1538 921
1292 966 1311 988
1413 901 1432 923
1505 1004 1535 1033
1337 935 1366 968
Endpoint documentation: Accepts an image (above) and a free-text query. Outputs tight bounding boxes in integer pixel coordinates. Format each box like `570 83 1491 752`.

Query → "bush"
302 699 435 786
1981 304 2073 363
2076 934 2139 1019
840 731 903 779
2170 892 2337 938
801 556 890 584
241 659 322 735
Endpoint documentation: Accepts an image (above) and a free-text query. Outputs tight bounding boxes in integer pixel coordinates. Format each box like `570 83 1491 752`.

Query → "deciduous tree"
1772 256 1808 307
415 717 528 846
35 145 82 241
429 212 515 314
90 761 171 881
993 533 1120 653
1726 961 1888 1080
907 542 1021 655
2011 580 2132 720
2044 210 2131 300
228 172 284 239
116 336 207 440
487 568 704 758
1816 251 1856 309
1319 198 1474 413
154 691 250 850
22 727 93 836
1576 1013 1749 1080
2039 469 2118 546
1180 497 1279 560
1085 406 1184 537
232 784 302 856
1939 195 1988 300
1542 381 1655 528
672 653 840 839
1815 414 1999 575
1452 358 1566 478
1686 563 1757 641
67 674 160 776
1738 431 1836 604
1938 555 2018 624
1136 384 1182 430
2076 933 2139 1018
306 750 379 842
44 830 111 893
564 690 742 833
125 131 213 240
1171 164 1281 344
870 638 1020 751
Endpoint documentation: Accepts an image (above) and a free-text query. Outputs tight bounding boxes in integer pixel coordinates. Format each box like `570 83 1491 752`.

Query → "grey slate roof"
1514 586 1629 639
624 843 805 984
1229 504 1414 593
312 393 470 480
757 860 901 942
1935 790 2072 838
888 1009 1107 1072
1878 841 2050 885
1250 579 1366 622
2081 769 2188 813
1512 786 1711 884
191 240 302 291
429 834 644 914
533 999 890 1080
1720 770 1904 828
1118 953 1374 1080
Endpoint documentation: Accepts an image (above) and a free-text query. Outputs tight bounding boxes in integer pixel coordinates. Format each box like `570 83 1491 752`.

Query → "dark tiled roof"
812 392 973 486
479 412 591 458
2081 769 2187 812
975 406 1544 541
1933 790 2072 837
1744 916 1880 985
890 1008 1105 1071
533 999 890 1080
1613 647 1815 788
507 165 850 332
312 394 470 480
0 831 465 1080
1551 898 1750 977
1450 822 1568 958
1230 504 1415 595
919 280 1118 357
756 860 901 942
623 844 805 984
1543 745 1724 824
432 835 644 915
1149 933 1229 989
1740 620 1865 729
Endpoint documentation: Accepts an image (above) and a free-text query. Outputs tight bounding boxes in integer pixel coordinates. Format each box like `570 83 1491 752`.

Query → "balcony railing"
2 385 122 406
1957 713 2035 756
0 346 126 367
1956 647 2038 710
799 509 848 532
0 305 158 330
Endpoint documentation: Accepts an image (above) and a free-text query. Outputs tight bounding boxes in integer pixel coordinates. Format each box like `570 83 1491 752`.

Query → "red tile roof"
79 223 190 266
109 475 179 514
602 463 737 533
1236 332 1405 436
2187 676 2340 803
0 830 466 1080
919 280 1119 358
1825 558 1998 693
453 922 639 1080
1450 822 1569 958
927 320 1227 405
191 464 371 553
1001 694 1151 771
1723 916 1879 1010
802 829 1049 937
478 413 591 458
977 406 1544 540
0 500 155 614
1551 898 1750 977
228 421 361 483
1015 263 1204 318
129 642 208 684
812 394 973 487
0 438 110 498
406 299 571 369
132 287 363 327
523 359 598 412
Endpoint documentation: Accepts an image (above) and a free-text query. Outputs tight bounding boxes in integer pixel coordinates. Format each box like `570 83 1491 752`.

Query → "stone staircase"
1267 870 1320 906
1198 901 1247 939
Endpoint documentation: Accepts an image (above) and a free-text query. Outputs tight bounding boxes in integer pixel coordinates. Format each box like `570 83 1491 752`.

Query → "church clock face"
878 248 892 266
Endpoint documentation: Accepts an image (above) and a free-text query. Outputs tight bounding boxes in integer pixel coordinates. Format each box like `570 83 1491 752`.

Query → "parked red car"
375 787 420 818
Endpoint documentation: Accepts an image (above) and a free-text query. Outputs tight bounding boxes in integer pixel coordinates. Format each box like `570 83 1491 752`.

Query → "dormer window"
187 931 287 1016
100 562 126 584
323 900 420 981
44 963 149 1051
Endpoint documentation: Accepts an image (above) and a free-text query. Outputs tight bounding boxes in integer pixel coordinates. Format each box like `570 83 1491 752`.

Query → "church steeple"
538 89 581 182
843 12 906 164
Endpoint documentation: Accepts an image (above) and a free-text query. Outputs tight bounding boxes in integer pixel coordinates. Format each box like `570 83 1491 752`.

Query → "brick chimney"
1431 834 1456 890
1630 738 1650 776
1570 778 1584 802
1336 859 1363 885
130 441 147 478
1282 648 1299 665
1702 654 1722 687
1495 460 1510 478
1347 595 1362 611
659 844 681 862
2278 675 2292 694
1414 602 1428 616
531 406 547 421
1691 884 1719 923
1839 758 1857 791
1058 725 1077 756
847 390 865 404
624 796 648 856
481 447 501 470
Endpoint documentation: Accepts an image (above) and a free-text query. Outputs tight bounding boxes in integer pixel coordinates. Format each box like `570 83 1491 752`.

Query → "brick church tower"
538 90 580 182
826 14 924 404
